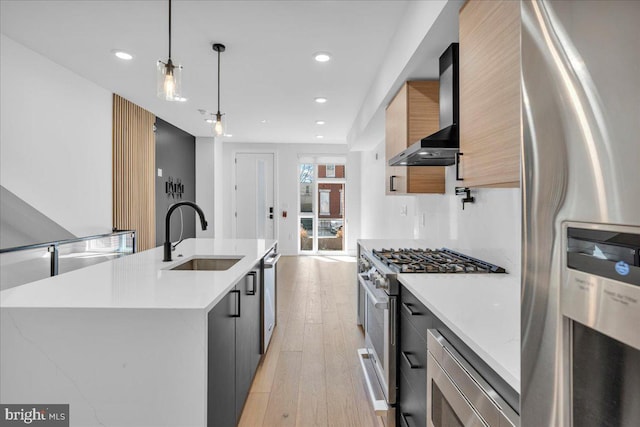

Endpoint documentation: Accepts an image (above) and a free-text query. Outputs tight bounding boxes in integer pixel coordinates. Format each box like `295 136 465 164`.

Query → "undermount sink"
169 257 243 271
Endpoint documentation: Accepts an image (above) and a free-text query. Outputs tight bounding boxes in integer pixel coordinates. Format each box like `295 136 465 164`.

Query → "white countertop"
398 273 520 392
358 239 520 392
0 238 277 311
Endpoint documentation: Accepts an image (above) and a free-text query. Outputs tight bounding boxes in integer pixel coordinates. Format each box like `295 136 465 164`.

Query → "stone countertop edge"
0 238 277 312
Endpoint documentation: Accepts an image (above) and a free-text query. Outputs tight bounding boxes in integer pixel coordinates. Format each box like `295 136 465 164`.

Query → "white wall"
195 137 215 238
360 141 521 274
360 141 420 239
0 35 112 236
219 142 360 256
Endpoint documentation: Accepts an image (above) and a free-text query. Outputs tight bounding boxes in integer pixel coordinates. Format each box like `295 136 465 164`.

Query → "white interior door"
235 153 275 239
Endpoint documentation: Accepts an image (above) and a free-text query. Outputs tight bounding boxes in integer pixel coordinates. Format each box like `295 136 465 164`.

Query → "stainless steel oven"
562 222 640 427
356 244 509 427
426 330 519 427
357 261 397 426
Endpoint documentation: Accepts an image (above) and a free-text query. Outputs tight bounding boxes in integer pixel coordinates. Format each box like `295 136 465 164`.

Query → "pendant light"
212 43 226 136
157 0 183 101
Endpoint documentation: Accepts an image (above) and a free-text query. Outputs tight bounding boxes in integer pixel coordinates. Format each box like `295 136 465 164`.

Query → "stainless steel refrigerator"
521 1 640 426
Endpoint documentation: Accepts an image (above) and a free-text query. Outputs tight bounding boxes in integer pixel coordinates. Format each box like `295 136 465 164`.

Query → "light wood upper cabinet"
459 0 521 188
385 81 445 195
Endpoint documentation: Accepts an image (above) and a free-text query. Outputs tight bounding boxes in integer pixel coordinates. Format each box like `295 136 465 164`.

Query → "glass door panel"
300 218 314 251
299 161 346 253
317 182 344 252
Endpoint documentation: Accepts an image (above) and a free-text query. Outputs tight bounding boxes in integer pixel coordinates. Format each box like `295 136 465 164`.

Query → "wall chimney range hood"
389 43 459 167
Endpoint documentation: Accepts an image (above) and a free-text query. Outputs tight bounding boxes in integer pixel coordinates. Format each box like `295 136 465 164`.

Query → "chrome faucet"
163 201 208 262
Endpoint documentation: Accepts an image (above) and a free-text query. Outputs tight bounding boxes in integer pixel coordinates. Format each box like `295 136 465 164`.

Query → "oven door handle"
358 274 389 309
264 252 281 269
357 348 389 416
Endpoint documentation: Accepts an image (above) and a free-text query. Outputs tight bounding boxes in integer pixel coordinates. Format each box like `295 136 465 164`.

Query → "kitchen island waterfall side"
0 238 276 427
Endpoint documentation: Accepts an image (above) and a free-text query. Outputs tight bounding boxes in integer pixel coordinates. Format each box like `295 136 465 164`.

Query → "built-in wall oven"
562 222 640 426
426 330 519 427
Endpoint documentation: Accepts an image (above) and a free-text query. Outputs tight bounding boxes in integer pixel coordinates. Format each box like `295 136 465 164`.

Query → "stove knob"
374 274 388 289
359 258 371 272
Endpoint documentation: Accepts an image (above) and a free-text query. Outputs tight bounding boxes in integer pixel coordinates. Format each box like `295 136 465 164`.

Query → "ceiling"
0 0 430 144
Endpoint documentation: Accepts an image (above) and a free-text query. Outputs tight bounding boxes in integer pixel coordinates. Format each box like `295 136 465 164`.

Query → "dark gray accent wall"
0 185 76 250
155 117 196 247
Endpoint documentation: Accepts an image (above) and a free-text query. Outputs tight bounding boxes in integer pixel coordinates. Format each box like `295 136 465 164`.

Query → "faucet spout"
163 201 208 262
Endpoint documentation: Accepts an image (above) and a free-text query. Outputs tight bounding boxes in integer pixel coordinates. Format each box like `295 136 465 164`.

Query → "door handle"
389 175 397 192
231 290 241 317
247 271 257 295
401 351 421 369
401 302 418 316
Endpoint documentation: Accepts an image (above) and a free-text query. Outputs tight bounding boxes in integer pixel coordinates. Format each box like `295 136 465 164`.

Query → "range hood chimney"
389 43 459 166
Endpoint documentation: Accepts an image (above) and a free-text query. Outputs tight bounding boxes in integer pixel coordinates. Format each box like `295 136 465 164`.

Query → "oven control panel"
359 255 390 290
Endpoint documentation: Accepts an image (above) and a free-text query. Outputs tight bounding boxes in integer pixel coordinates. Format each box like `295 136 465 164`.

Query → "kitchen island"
0 238 276 427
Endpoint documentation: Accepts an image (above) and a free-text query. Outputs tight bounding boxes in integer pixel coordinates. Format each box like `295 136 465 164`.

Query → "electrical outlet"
400 205 408 216
157 168 163 177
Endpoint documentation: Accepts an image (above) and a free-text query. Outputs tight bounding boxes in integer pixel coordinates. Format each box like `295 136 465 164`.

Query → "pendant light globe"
157 0 183 101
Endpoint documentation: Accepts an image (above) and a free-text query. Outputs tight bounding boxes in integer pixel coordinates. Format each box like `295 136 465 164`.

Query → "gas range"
372 248 506 274
358 247 506 296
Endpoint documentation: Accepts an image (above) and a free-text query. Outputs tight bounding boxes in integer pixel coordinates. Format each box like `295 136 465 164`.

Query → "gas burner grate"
372 248 506 274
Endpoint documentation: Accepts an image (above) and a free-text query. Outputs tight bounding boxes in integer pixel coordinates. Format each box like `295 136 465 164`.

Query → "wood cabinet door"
386 84 409 194
459 0 521 188
385 81 446 195
406 81 446 194
208 288 237 427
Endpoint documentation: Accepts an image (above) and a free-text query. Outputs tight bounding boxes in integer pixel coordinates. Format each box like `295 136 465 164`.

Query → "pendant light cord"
217 50 221 112
168 0 172 60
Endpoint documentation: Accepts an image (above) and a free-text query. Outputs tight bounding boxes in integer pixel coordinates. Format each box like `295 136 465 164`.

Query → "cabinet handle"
390 298 396 346
401 302 418 316
400 413 413 427
231 290 241 317
456 152 464 181
390 175 397 192
401 351 421 369
247 271 257 295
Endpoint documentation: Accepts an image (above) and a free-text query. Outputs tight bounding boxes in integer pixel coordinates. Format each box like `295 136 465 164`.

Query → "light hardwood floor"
238 255 383 427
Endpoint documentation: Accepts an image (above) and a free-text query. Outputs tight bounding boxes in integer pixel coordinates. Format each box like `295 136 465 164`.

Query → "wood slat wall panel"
112 94 156 251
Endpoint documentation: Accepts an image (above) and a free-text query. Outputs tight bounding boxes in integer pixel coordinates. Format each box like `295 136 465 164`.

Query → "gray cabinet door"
235 268 262 421
208 287 237 427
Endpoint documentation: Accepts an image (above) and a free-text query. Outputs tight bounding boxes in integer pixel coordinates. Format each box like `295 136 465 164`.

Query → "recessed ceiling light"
224 134 233 138
205 118 214 123
173 97 187 102
260 119 269 124
315 120 326 125
313 52 331 62
316 135 324 139
112 50 133 60
314 97 327 104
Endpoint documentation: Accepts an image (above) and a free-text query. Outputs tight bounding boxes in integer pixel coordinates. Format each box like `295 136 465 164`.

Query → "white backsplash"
361 142 521 275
